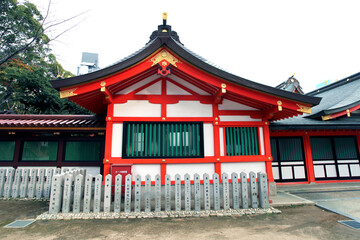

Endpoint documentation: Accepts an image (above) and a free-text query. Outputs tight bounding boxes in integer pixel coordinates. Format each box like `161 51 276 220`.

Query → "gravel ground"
0 200 358 240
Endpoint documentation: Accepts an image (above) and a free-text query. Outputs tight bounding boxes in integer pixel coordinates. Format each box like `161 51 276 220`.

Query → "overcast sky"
30 0 360 93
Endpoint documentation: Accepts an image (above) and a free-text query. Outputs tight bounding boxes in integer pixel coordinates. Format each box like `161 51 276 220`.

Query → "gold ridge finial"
163 12 168 20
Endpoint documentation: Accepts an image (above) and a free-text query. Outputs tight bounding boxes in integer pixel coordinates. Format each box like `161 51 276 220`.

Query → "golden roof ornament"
163 12 167 25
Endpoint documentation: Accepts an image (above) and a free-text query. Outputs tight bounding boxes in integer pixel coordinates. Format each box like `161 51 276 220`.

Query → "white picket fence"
0 168 85 200
49 171 270 214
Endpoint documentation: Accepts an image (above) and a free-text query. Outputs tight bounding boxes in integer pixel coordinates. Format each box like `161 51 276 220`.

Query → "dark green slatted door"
225 127 259 156
311 136 360 180
122 122 204 159
271 137 307 182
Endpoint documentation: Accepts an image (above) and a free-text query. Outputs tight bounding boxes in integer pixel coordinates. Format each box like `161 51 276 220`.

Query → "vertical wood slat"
125 122 201 158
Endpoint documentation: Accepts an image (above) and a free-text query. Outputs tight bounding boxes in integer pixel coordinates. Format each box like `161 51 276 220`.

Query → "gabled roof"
0 115 105 130
271 72 360 130
306 72 360 120
51 19 320 119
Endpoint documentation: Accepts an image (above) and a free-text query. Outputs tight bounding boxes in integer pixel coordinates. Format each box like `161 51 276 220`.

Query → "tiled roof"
0 115 106 129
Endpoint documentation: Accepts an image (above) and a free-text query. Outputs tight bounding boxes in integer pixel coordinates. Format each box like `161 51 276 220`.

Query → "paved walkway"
271 182 360 221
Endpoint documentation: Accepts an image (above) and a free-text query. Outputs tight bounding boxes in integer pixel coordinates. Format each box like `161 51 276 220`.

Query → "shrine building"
50 14 320 188
1 14 359 187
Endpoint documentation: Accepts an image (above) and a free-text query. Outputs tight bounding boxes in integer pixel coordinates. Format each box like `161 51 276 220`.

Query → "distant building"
77 52 99 75
276 75 304 94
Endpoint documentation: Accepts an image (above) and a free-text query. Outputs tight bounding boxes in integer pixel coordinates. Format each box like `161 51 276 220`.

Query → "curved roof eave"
51 35 320 106
307 99 360 119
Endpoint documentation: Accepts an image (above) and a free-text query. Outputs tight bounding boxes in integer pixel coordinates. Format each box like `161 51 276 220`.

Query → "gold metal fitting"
107 117 111 121
221 83 227 88
265 122 268 125
277 100 283 111
105 159 109 163
162 159 165 162
215 117 218 121
162 117 166 120
268 157 271 160
100 81 106 87
163 12 168 20
215 122 218 125
53 132 60 135
217 158 220 162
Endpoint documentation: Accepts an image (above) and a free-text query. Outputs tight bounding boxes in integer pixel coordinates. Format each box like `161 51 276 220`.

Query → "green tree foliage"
0 0 90 114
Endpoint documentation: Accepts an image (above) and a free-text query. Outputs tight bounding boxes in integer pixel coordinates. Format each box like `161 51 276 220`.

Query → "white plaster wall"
136 81 161 95
166 163 215 180
167 101 213 117
219 115 261 122
113 101 161 117
131 164 160 180
168 75 210 95
219 127 224 156
218 99 257 110
166 81 191 95
259 127 265 155
115 74 159 95
221 162 266 176
204 123 214 156
112 123 123 157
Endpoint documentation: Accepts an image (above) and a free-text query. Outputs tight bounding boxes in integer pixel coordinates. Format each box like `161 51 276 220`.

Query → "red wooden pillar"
161 163 166 185
263 122 274 182
213 104 222 176
303 133 315 183
103 103 114 177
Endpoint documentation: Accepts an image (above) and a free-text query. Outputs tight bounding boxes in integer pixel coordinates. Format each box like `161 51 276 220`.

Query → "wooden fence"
49 171 270 214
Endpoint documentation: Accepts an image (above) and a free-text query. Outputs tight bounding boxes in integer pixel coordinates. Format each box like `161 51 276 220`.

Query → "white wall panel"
218 99 257 110
221 162 266 176
325 165 337 177
168 75 210 95
204 123 214 156
219 115 261 122
131 164 160 180
112 123 123 157
167 101 213 117
294 166 306 179
350 164 360 176
115 74 159 95
219 127 224 156
166 81 191 95
314 165 325 178
281 167 293 179
136 81 161 95
259 127 265 155
114 101 161 117
338 165 350 177
166 163 215 180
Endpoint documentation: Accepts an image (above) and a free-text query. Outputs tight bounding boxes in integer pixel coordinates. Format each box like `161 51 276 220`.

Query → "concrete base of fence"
269 182 277 197
36 207 281 220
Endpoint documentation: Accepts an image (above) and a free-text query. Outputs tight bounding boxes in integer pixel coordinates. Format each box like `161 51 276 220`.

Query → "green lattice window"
225 127 259 156
0 141 15 161
64 141 101 162
21 141 58 161
123 122 203 158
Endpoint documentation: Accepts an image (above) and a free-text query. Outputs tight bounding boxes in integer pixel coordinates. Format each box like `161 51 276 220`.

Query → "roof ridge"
307 72 360 96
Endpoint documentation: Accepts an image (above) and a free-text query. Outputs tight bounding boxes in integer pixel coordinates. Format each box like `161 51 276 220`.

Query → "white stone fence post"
47 171 270 214
0 167 85 200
